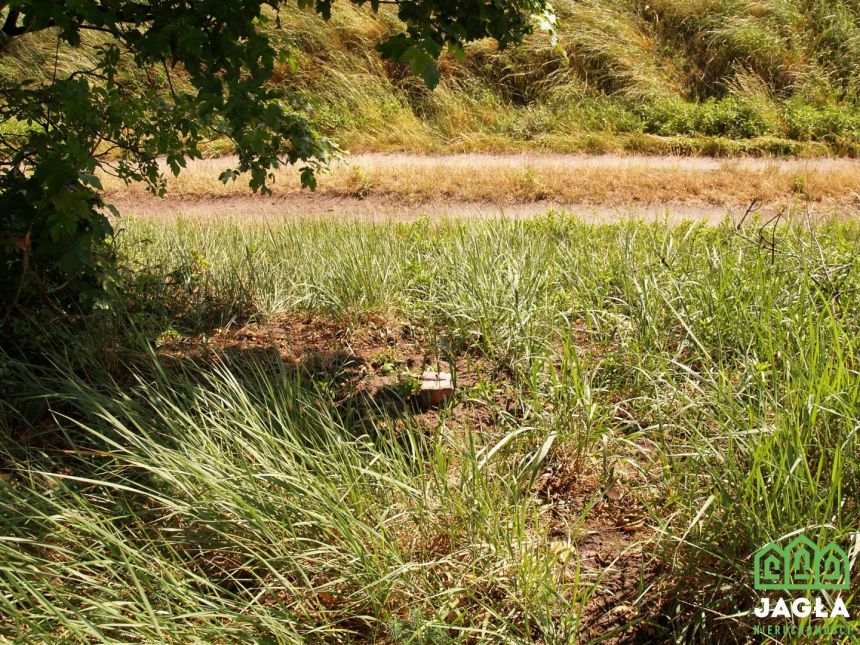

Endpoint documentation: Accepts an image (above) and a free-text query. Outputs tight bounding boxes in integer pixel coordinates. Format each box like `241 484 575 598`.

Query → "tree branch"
1 9 23 37
1 3 157 43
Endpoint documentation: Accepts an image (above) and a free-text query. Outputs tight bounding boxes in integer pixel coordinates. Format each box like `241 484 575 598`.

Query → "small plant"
155 327 184 348
348 164 374 198
395 371 422 398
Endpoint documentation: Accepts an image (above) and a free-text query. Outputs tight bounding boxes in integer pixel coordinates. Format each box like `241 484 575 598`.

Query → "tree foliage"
0 0 546 316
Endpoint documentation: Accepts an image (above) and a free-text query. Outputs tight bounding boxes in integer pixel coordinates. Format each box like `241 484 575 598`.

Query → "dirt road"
106 153 860 223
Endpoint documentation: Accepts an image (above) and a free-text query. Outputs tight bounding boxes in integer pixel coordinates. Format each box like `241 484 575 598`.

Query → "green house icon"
754 536 851 591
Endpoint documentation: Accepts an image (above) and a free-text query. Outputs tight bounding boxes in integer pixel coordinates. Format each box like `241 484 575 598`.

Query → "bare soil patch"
108 193 740 224
157 314 509 430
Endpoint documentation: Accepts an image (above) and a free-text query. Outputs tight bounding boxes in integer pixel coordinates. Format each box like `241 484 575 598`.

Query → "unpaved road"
107 152 860 223
108 193 743 224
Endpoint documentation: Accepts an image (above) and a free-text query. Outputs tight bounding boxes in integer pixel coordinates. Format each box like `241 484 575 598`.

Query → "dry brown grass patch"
102 153 860 221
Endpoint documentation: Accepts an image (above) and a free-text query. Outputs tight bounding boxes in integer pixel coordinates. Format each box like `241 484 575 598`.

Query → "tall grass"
2 213 858 641
3 0 860 154
2 359 586 641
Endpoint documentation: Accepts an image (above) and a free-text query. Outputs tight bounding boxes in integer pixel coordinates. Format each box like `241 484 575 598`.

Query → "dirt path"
108 193 745 224
106 153 860 223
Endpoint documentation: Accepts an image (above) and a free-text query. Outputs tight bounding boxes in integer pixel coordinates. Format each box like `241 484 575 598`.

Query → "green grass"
2 213 858 642
3 0 860 155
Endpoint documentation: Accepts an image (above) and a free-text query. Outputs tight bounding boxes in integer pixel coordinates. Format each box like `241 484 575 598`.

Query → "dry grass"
101 153 860 213
6 0 860 156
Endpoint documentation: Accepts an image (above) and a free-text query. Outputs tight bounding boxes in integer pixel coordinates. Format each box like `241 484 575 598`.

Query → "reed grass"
2 213 858 641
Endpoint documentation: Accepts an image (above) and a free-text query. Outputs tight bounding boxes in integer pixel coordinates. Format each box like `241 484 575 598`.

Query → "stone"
418 370 454 406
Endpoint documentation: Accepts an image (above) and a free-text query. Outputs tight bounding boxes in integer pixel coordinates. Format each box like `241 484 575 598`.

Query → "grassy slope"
2 216 858 641
278 0 860 155
3 0 860 156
